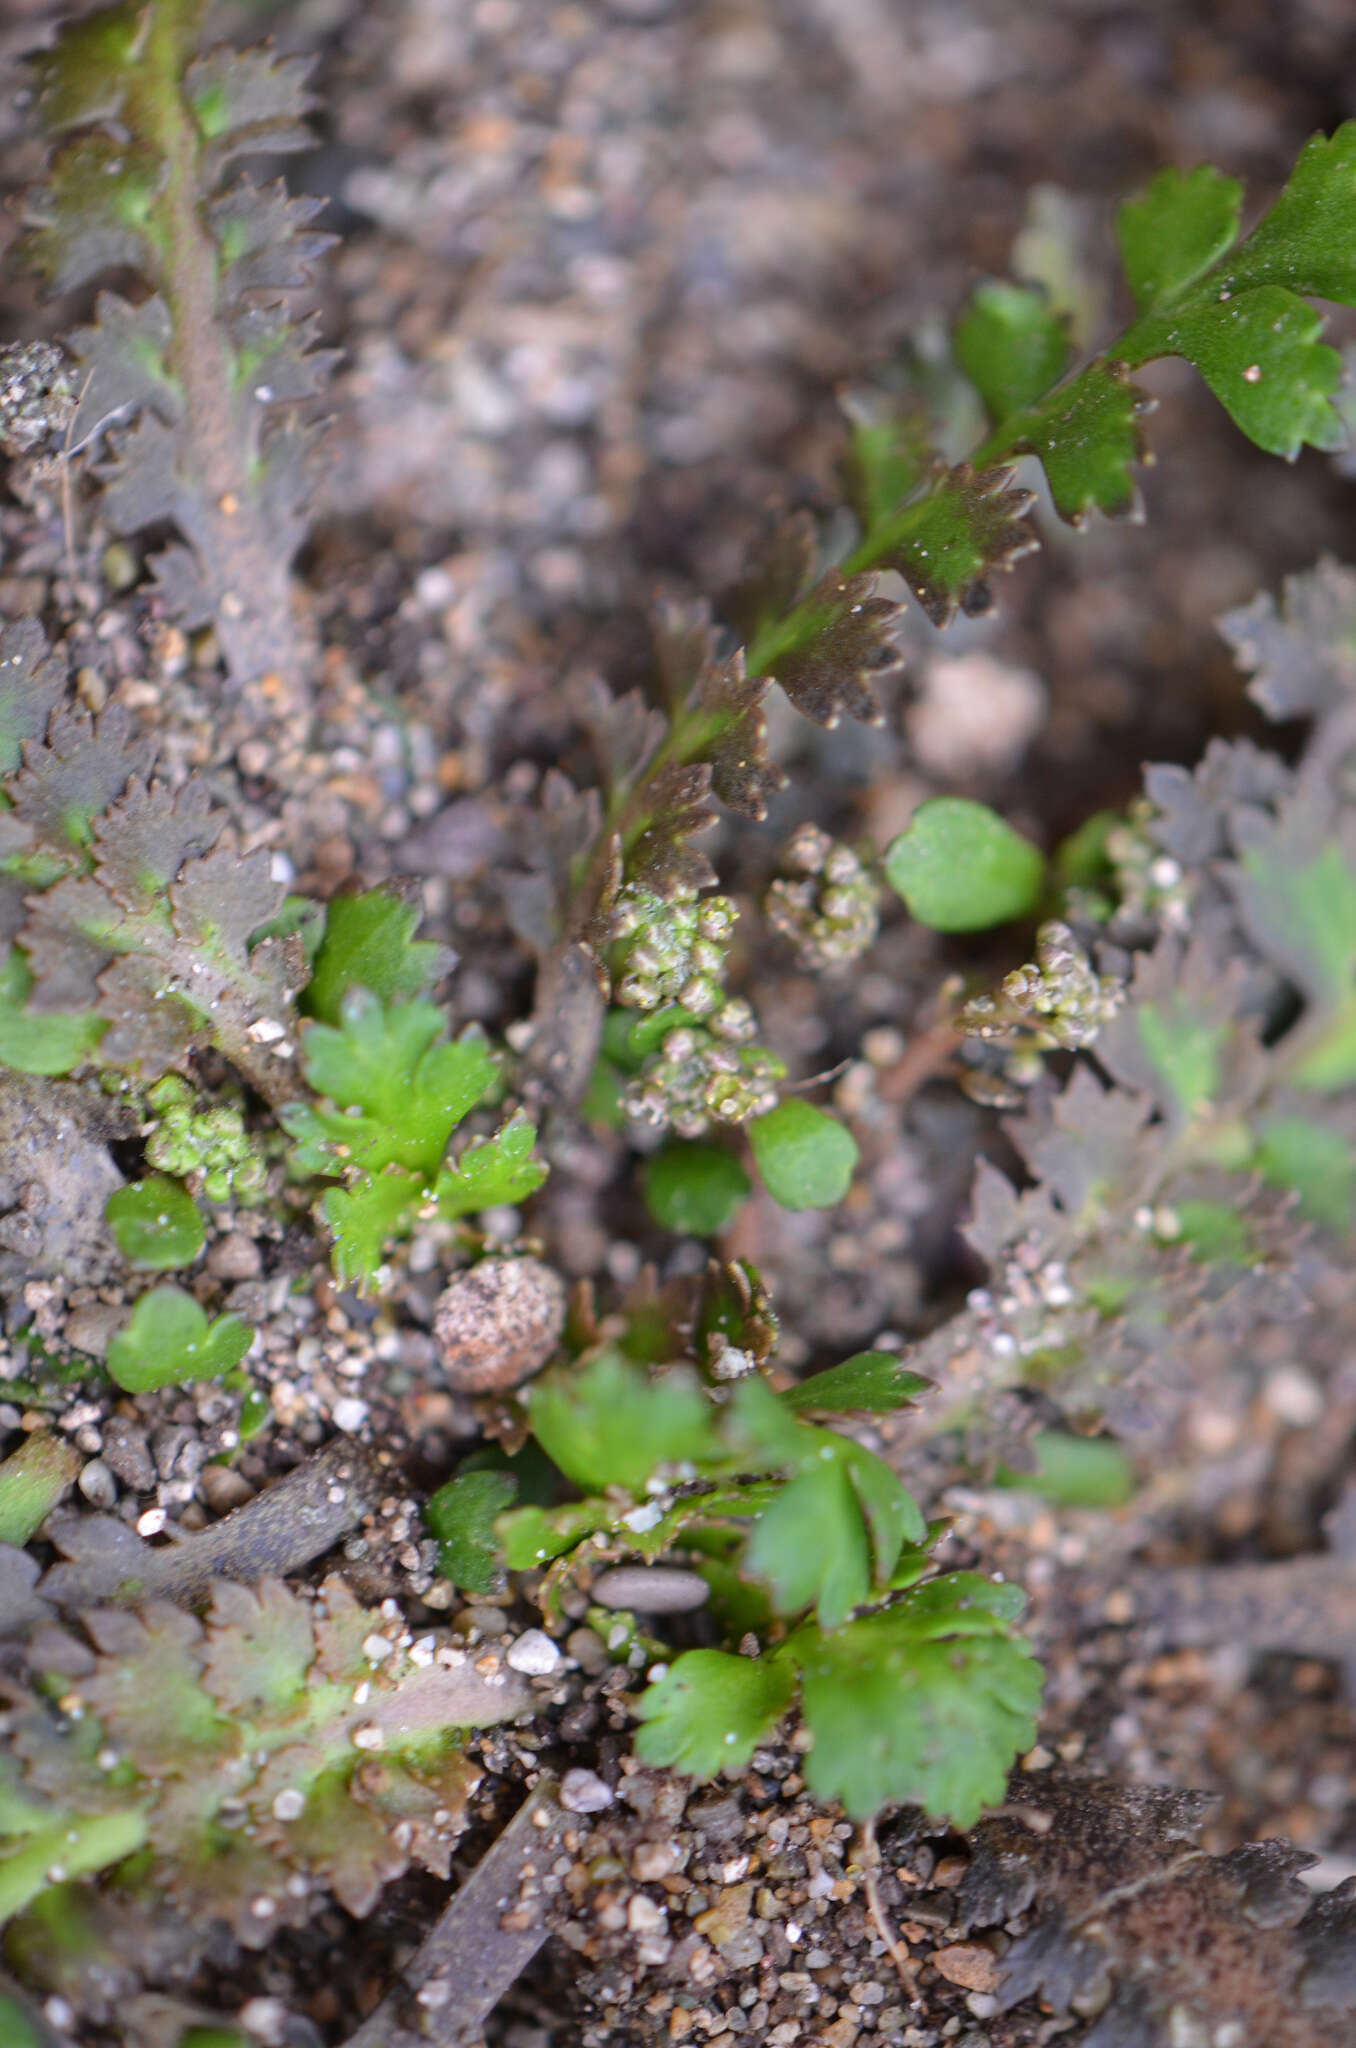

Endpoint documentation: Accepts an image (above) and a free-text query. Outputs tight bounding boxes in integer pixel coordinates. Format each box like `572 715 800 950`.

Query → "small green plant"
0 1433 80 1545
105 1285 252 1392
884 797 1046 932
0 1576 527 1931
482 1347 1040 1825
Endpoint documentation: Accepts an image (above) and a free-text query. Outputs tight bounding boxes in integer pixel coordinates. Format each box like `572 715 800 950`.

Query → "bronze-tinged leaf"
228 305 340 403
185 43 319 167
159 1812 309 1949
504 771 605 951
95 954 201 1075
723 511 818 648
146 544 216 632
19 875 121 1011
762 570 902 726
264 1756 408 1919
201 1579 315 1719
1218 556 1356 724
67 290 179 455
208 180 335 298
9 703 154 854
698 648 781 819
94 778 223 908
0 618 68 777
97 411 188 538
348 1749 479 1882
310 1574 373 1685
625 761 718 899
24 134 161 296
653 599 725 716
170 842 287 966
578 676 666 793
877 462 1039 626
81 1603 231 1774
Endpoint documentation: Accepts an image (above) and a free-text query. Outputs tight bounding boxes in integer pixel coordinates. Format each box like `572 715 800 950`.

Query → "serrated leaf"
210 181 334 298
185 44 318 159
744 1458 872 1629
435 1113 548 1220
1233 838 1356 1009
527 1351 720 1495
879 463 1039 624
755 570 902 724
170 843 287 969
105 1175 203 1269
953 282 1070 422
781 1351 931 1416
748 1100 857 1211
796 1579 1042 1822
1222 120 1356 305
1218 558 1356 723
841 391 935 534
81 1604 228 1773
884 797 1045 930
288 993 497 1177
1005 361 1152 523
106 1287 253 1393
0 621 66 779
425 1470 518 1596
319 1169 423 1288
18 876 122 1011
625 762 718 899
1135 998 1225 1115
25 135 160 294
10 703 154 856
304 889 447 1026
1154 288 1343 459
94 953 202 1075
633 1650 794 1778
1116 165 1243 313
202 1580 314 1719
29 0 146 131
66 291 179 454
93 777 222 907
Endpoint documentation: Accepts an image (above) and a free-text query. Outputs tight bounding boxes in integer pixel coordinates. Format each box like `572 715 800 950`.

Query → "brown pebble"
200 1465 256 1514
433 1256 566 1392
101 1414 155 1492
929 1943 998 1993
208 1232 263 1281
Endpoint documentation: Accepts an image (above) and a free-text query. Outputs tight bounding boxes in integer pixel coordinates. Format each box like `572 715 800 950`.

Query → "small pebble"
77 1459 117 1508
200 1465 256 1514
592 1566 710 1614
208 1233 263 1281
506 1627 561 1675
560 1767 614 1813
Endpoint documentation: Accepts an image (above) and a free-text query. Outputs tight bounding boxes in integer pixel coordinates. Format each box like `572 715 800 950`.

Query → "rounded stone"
432 1256 566 1393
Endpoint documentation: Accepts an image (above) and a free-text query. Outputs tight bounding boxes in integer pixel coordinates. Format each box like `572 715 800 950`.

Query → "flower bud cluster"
144 1074 269 1204
624 1001 786 1138
609 883 737 1016
764 823 879 970
957 922 1124 1086
1104 805 1191 932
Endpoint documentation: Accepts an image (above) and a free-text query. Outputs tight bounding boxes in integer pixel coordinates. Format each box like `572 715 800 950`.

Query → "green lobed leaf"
633 1649 794 1778
303 889 447 1027
842 395 934 536
285 992 497 1177
643 1141 751 1236
779 1351 931 1416
1115 164 1243 313
319 1169 422 1289
748 1100 857 1211
744 1458 872 1630
796 1577 1042 1822
426 1470 518 1596
527 1351 721 1496
106 1286 253 1393
434 1113 548 1221
884 797 1045 931
1221 121 1356 305
105 1174 204 1269
995 1430 1134 1508
870 463 1037 627
1138 288 1344 460
953 281 1070 422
